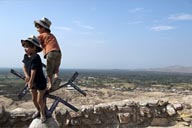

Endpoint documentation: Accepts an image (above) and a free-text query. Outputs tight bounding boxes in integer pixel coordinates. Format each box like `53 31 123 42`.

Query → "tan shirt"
38 32 61 56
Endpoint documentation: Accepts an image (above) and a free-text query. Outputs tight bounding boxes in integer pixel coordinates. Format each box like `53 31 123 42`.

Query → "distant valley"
142 65 192 74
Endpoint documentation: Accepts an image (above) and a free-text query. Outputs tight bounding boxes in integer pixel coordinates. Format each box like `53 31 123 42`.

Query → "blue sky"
0 0 192 69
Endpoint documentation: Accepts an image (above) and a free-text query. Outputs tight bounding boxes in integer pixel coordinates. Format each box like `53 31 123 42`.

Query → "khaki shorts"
46 50 62 76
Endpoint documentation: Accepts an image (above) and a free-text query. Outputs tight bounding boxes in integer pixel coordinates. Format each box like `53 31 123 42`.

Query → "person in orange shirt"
34 17 62 91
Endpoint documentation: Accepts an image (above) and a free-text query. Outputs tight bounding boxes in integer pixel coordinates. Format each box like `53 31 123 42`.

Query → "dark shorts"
33 83 46 90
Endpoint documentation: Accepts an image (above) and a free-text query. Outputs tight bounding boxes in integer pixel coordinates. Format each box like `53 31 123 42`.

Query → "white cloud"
129 7 144 13
69 39 106 47
127 21 143 24
168 13 192 20
79 31 92 35
54 26 72 31
73 20 94 30
151 25 175 31
79 24 94 30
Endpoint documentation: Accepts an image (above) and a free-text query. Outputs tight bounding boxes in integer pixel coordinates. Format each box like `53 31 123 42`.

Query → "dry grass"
1 85 192 111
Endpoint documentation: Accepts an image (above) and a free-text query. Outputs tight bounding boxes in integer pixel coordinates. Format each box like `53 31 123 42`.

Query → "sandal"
41 115 47 123
32 111 40 119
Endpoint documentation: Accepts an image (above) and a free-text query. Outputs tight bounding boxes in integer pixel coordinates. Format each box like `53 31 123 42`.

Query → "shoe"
41 115 47 123
52 78 61 90
32 111 40 119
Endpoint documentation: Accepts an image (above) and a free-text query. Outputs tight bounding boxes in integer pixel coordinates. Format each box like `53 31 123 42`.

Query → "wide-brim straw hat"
34 17 51 31
21 35 42 53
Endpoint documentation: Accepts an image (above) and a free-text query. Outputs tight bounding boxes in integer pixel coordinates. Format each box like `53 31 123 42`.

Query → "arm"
28 69 36 89
38 34 46 55
23 64 30 83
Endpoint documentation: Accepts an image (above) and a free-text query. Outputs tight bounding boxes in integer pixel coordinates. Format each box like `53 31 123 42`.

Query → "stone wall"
0 100 192 128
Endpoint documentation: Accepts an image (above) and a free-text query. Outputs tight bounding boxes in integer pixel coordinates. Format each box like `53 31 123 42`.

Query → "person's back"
34 17 62 90
38 32 61 58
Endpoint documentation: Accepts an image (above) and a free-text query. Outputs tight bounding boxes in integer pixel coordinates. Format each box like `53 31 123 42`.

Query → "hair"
23 41 38 52
36 24 51 33
23 41 34 47
45 28 51 33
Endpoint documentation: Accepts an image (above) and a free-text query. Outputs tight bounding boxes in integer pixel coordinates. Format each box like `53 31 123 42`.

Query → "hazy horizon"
1 65 192 71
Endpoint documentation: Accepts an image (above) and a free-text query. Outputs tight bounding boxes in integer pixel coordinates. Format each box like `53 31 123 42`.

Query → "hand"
25 76 30 83
28 81 34 89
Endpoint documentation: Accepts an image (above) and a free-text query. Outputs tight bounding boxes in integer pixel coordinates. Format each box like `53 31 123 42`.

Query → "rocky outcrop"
0 106 33 128
29 118 59 128
55 100 192 128
0 100 192 128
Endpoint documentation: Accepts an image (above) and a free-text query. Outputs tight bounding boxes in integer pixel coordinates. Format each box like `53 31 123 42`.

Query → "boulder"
166 104 176 116
0 104 9 125
29 117 59 128
0 104 5 118
151 118 169 126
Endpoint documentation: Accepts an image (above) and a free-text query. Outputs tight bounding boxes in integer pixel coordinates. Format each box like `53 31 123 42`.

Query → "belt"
51 50 61 53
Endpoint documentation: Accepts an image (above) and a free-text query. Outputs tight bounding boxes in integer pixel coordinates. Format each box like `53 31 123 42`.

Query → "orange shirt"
38 32 61 56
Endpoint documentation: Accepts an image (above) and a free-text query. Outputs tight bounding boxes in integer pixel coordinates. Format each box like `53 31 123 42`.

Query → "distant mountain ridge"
145 65 192 73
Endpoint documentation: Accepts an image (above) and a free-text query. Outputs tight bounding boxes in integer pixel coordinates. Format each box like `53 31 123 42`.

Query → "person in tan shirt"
34 17 62 90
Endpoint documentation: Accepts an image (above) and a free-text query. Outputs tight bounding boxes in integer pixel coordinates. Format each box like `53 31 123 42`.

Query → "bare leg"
37 89 46 122
54 73 59 79
53 72 61 89
47 74 53 90
30 89 41 119
30 89 40 111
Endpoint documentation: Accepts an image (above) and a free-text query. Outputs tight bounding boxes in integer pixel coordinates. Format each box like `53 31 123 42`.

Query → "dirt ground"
1 87 192 128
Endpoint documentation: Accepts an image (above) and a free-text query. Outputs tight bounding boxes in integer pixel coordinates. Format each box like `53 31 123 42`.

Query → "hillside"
144 65 192 73
0 68 192 127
